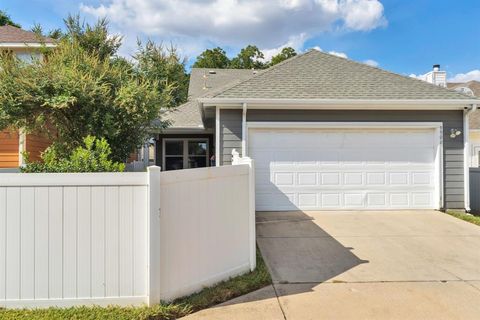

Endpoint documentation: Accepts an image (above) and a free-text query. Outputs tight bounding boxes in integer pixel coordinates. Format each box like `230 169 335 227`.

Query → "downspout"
215 106 220 166
464 103 477 212
242 103 247 157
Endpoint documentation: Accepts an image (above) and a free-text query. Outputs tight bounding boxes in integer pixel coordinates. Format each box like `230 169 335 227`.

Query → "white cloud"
340 0 387 31
260 33 308 61
448 70 480 82
363 59 378 67
409 73 426 80
328 50 348 58
80 0 386 57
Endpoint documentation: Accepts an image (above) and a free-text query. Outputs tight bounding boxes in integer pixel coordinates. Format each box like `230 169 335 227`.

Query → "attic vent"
455 87 474 97
208 70 216 74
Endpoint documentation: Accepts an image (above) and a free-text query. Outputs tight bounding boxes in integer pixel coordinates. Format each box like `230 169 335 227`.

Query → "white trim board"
246 121 444 210
247 121 443 129
200 98 478 109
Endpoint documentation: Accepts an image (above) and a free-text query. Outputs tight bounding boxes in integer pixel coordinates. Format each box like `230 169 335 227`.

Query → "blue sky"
2 0 479 81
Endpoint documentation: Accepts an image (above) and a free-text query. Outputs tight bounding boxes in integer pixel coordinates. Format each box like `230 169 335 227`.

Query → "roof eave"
199 98 479 109
0 42 57 48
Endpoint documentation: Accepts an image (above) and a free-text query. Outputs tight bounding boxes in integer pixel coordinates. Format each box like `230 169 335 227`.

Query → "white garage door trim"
246 122 444 210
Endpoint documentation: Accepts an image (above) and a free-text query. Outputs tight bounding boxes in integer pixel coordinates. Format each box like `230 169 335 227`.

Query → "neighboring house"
417 65 480 167
160 50 479 211
447 81 480 167
0 25 56 171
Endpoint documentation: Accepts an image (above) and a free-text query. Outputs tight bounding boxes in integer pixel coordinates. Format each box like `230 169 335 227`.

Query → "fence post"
147 166 161 305
246 158 256 271
232 150 256 271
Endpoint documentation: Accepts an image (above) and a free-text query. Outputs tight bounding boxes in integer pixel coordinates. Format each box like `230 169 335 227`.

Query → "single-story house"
158 50 479 211
0 25 56 171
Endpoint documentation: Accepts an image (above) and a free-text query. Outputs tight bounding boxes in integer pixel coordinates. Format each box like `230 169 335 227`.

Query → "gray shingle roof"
211 50 477 100
163 68 255 128
0 25 55 44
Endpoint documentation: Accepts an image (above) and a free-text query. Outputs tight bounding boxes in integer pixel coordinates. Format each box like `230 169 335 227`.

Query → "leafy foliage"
0 10 20 28
63 14 122 61
192 47 230 69
0 39 164 161
0 16 189 162
192 45 268 70
21 136 125 173
135 40 189 109
270 47 297 66
230 45 266 69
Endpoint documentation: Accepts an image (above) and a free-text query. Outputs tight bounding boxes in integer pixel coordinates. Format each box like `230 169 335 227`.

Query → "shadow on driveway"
256 211 369 286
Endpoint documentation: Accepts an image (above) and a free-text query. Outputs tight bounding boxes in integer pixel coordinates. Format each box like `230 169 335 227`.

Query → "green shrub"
21 135 125 173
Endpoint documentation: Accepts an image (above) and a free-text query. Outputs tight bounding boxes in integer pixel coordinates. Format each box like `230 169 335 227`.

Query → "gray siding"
219 109 243 165
220 109 465 209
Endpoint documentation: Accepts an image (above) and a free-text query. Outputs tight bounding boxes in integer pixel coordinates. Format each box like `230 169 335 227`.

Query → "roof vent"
208 70 216 74
454 87 474 96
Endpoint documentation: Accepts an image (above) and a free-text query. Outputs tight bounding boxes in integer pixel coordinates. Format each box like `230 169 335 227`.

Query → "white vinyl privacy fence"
0 160 255 308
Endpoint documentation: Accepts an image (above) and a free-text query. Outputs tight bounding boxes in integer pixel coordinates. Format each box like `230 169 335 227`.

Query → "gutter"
464 104 477 212
198 98 480 106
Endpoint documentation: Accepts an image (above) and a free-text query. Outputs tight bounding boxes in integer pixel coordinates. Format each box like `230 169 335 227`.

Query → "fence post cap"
147 165 161 172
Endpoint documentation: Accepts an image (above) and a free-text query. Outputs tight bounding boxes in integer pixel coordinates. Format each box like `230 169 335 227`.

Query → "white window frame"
162 138 209 171
471 143 480 168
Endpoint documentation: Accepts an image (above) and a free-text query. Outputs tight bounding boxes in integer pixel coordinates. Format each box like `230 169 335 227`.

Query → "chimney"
421 64 446 87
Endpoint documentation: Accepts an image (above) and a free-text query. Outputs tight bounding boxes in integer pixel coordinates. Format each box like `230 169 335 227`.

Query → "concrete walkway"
185 211 480 319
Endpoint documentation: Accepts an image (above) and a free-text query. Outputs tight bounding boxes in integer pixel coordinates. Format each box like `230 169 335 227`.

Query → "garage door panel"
249 127 438 210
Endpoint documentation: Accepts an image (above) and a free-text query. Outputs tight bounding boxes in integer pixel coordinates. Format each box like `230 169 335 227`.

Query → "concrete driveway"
185 211 480 319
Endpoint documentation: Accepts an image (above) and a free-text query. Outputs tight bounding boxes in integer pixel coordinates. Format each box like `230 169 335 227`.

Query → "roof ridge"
313 50 479 99
204 49 318 99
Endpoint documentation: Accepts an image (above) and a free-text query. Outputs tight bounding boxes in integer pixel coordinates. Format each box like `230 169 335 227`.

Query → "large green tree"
0 40 166 161
0 10 20 27
135 41 188 108
192 47 230 69
230 45 266 69
270 47 297 66
0 16 189 161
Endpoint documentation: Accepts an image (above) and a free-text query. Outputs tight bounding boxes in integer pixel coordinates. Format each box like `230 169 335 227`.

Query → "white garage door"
249 127 440 211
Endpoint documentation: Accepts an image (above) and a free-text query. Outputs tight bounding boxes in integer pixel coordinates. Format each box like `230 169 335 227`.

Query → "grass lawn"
445 209 480 227
0 248 271 320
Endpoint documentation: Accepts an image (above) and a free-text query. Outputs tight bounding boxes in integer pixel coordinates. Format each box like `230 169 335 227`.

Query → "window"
163 139 209 171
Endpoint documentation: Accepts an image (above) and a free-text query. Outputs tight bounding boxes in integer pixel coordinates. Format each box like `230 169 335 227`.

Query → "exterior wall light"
450 128 462 139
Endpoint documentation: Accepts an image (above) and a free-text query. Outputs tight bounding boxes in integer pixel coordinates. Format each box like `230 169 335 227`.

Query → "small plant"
21 135 125 173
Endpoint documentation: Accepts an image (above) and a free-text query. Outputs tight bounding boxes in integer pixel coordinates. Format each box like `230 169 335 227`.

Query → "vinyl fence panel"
0 162 255 308
159 164 253 301
0 173 149 308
